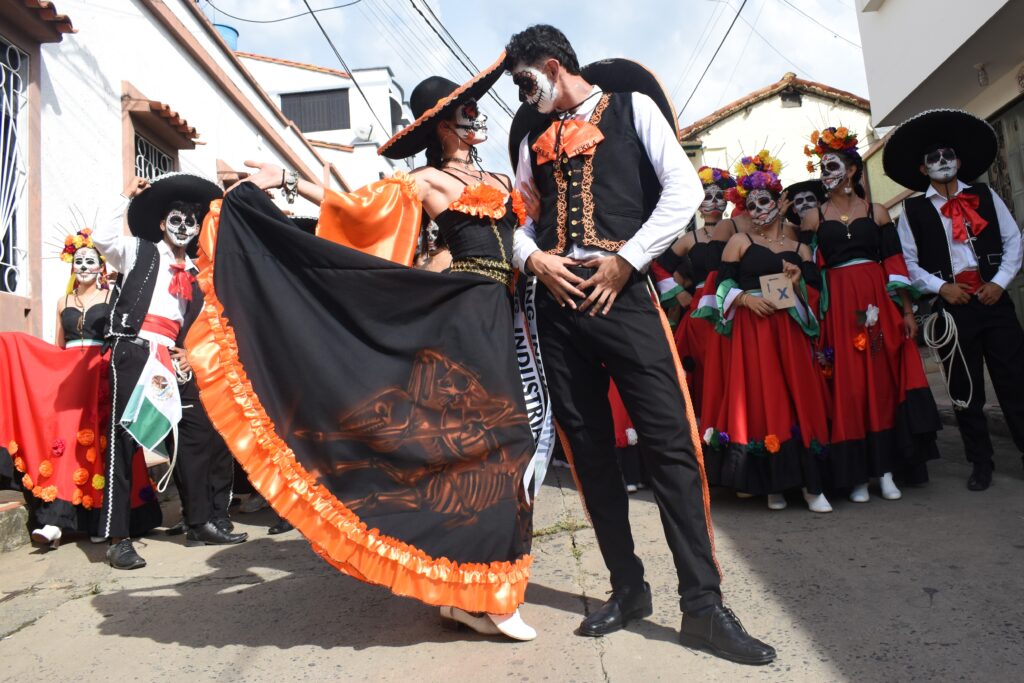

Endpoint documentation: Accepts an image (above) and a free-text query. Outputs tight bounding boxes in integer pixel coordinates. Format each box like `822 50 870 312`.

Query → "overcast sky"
199 0 869 172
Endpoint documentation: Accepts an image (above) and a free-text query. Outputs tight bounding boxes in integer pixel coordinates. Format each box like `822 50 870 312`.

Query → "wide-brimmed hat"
126 172 223 244
882 109 997 192
379 53 506 160
783 179 826 225
508 58 678 170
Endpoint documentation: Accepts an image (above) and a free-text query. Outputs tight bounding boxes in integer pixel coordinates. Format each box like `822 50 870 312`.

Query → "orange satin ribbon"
941 193 988 243
532 119 605 165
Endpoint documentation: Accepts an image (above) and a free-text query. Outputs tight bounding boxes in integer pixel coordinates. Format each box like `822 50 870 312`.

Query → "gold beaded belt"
450 256 514 288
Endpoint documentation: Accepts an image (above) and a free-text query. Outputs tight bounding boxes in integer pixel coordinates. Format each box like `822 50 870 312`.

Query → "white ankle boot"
31 525 62 549
439 606 537 641
802 489 833 513
766 494 787 510
849 483 870 503
879 472 902 500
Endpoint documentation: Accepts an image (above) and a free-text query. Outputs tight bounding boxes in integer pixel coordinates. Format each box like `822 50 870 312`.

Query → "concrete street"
1 426 1022 683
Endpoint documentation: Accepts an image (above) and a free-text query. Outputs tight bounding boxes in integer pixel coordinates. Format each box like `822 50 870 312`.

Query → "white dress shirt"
896 180 1023 295
512 87 702 273
92 200 192 332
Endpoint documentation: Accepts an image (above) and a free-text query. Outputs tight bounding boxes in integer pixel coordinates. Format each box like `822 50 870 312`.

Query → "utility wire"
678 0 749 119
670 1 729 100
205 0 362 24
777 0 861 48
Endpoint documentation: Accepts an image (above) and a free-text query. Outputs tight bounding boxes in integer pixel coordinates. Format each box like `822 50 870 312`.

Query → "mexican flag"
120 348 181 455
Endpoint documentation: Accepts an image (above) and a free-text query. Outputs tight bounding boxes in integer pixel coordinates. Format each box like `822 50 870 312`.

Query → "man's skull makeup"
452 99 488 144
923 147 958 183
163 209 200 248
700 185 727 214
792 190 819 217
511 64 559 114
72 247 102 284
746 189 780 226
820 153 847 191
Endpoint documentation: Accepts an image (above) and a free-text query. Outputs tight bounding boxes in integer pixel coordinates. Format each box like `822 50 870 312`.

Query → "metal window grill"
1 38 29 295
134 132 174 180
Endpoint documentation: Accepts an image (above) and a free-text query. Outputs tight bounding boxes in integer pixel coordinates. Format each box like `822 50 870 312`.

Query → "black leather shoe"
268 518 294 535
106 539 146 570
679 605 776 665
213 517 235 534
165 518 187 536
579 582 653 636
967 460 994 491
185 521 248 546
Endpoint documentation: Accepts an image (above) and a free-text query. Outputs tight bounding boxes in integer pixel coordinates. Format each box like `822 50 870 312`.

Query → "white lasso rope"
921 308 972 410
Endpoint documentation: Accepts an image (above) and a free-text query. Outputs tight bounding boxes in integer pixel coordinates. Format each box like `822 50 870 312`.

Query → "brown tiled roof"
308 139 355 153
145 98 199 140
235 51 351 79
679 72 869 142
14 0 76 41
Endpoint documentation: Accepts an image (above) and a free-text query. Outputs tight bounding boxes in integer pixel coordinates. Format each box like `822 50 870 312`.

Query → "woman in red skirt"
703 152 833 512
800 127 940 501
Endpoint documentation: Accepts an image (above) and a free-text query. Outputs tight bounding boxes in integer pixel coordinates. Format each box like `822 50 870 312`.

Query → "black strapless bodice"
61 302 110 343
434 198 516 263
729 243 802 291
817 218 882 266
689 240 714 284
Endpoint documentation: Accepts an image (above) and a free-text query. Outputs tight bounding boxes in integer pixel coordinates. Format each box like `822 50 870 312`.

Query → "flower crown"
59 228 102 263
727 150 783 201
804 127 859 172
697 166 736 189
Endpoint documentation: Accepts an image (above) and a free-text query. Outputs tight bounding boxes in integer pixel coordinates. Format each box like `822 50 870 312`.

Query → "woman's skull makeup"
820 153 847 191
163 209 200 248
923 147 958 182
746 189 780 226
452 99 488 144
72 247 102 284
792 190 819 217
700 185 727 214
511 64 559 114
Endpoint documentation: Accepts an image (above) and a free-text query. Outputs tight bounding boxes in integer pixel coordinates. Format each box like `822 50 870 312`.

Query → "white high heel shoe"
802 489 833 513
31 525 62 549
879 472 902 500
849 483 870 503
439 606 537 641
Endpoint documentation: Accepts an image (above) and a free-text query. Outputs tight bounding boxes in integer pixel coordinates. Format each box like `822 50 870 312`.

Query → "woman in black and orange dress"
800 128 940 501
701 153 833 512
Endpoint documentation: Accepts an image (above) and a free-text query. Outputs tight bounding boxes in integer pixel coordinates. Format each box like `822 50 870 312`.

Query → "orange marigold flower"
450 183 507 220
830 138 844 150
835 126 849 139
81 494 93 510
14 456 26 473
764 434 781 454
77 429 95 446
821 130 835 144
22 473 34 490
32 486 44 499
7 440 17 455
803 144 814 157
85 448 97 464
92 474 105 491
99 436 108 450
853 331 868 351
806 161 815 173
38 460 54 479
810 130 820 144
72 488 83 505
73 467 89 486
40 486 58 503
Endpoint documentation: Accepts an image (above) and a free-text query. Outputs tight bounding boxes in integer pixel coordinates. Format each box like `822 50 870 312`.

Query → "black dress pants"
174 380 234 526
937 294 1024 463
536 273 721 614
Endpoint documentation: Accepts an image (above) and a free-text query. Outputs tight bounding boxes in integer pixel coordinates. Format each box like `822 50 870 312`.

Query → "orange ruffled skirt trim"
186 200 531 614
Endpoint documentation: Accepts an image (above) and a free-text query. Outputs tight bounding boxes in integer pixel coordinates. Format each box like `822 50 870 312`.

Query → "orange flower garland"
764 434 781 454
38 460 54 479
81 495 93 509
22 474 33 490
77 429 95 446
85 447 97 463
449 183 508 221
72 488 83 505
72 468 89 486
13 456 26 473
7 440 17 455
40 486 58 503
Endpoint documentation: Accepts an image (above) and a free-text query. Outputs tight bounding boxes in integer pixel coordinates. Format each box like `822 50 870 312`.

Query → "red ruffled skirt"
674 296 715 414
0 333 160 534
702 309 832 495
819 262 939 486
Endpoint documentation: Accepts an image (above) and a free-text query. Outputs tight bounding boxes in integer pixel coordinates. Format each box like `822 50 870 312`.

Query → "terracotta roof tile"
20 0 76 40
235 51 351 79
679 73 869 142
147 99 199 140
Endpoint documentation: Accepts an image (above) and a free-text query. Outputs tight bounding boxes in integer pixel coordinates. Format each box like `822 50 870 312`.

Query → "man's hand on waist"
526 251 586 310
579 255 635 317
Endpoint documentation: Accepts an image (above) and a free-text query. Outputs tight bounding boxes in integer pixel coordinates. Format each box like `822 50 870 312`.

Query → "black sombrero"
126 172 223 244
508 58 679 171
379 53 506 160
882 109 997 192
783 179 826 225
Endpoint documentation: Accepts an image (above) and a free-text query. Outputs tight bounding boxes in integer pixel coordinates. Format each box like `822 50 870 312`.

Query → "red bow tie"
940 193 989 243
168 263 195 302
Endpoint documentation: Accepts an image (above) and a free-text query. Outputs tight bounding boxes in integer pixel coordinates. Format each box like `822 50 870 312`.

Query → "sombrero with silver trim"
126 172 223 244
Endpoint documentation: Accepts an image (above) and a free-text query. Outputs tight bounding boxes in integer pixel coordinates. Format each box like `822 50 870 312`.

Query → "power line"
776 0 861 48
735 11 820 80
678 0 749 119
670 1 730 101
205 0 362 24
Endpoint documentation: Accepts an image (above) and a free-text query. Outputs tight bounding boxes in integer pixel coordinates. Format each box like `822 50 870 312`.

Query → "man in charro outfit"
505 25 775 665
887 109 1024 491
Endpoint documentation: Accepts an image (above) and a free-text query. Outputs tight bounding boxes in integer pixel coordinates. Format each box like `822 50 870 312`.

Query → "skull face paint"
700 185 727 214
745 189 780 226
163 209 200 248
923 147 958 183
72 247 102 285
792 190 819 217
452 99 488 145
820 153 847 191
511 64 559 114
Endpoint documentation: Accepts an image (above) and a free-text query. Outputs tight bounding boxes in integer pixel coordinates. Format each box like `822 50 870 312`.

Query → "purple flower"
719 431 730 446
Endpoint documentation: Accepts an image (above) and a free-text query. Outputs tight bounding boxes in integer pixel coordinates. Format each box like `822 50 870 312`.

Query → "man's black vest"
902 183 1003 283
528 92 661 254
106 239 160 339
